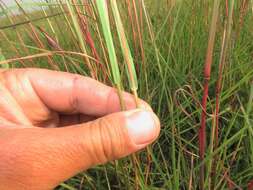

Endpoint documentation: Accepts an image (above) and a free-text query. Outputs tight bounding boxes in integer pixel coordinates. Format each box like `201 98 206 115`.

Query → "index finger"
11 69 151 116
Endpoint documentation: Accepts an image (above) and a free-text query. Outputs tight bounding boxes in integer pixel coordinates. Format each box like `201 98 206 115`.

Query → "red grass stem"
199 1 220 189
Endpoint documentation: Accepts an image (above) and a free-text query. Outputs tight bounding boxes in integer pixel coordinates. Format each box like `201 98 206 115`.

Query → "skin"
0 68 160 190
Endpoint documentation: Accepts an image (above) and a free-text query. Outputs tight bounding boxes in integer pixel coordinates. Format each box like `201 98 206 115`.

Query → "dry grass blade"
0 51 96 65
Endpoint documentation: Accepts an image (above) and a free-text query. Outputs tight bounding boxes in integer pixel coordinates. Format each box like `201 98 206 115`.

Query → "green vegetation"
1 0 253 189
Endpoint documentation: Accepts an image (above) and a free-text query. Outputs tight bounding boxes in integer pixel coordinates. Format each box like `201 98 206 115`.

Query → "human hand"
0 69 160 190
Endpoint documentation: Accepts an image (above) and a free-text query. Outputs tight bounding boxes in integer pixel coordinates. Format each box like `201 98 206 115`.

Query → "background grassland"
0 0 253 189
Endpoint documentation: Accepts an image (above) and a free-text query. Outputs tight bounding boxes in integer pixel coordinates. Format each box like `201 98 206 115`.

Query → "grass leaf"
94 0 121 87
110 0 138 92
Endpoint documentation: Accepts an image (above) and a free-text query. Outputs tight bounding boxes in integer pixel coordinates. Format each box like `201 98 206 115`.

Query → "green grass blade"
110 0 138 92
94 0 120 86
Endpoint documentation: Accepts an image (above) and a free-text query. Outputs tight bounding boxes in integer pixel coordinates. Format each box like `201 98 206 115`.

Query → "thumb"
75 109 160 166
0 109 160 189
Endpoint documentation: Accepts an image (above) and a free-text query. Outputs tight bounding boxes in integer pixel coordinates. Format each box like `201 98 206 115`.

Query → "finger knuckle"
88 116 126 164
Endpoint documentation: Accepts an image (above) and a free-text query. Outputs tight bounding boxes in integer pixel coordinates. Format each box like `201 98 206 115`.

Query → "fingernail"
126 110 160 145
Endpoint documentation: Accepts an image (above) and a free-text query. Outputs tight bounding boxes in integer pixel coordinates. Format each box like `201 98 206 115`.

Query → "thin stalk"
57 0 80 50
88 1 111 82
138 0 143 38
126 0 138 61
211 1 234 188
44 0 68 45
94 2 127 187
0 51 96 65
188 155 194 190
0 2 34 65
140 0 163 96
14 0 58 70
110 0 138 104
0 12 65 30
132 0 146 69
74 0 109 80
110 1 142 188
140 0 168 118
226 0 229 17
241 87 253 164
199 0 220 189
41 5 57 41
131 0 149 96
66 0 96 78
94 0 124 108
0 31 26 67
139 2 166 181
